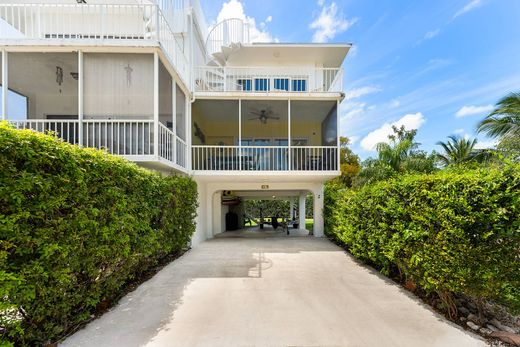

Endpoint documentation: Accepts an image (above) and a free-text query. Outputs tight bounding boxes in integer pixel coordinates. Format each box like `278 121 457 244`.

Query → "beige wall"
84 53 153 119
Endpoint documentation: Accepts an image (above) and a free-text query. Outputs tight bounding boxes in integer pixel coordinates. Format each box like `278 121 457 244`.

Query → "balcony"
193 66 343 94
0 3 189 84
9 119 188 171
192 145 338 172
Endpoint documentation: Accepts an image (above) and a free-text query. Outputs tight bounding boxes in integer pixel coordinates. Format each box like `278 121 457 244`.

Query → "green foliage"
477 92 520 140
337 136 361 187
353 127 437 188
325 162 520 314
0 122 198 346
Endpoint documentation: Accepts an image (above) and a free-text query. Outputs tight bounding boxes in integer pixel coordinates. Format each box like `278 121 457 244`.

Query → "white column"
289 197 295 220
153 52 159 158
238 98 242 169
299 194 306 231
336 99 340 170
287 99 291 170
185 89 191 171
211 191 221 237
313 184 324 237
2 50 7 120
78 51 84 146
172 81 177 164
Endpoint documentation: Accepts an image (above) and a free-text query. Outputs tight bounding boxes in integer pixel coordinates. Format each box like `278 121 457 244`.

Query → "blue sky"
201 0 520 158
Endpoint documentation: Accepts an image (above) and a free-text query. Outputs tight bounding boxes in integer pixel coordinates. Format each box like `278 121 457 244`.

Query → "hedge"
325 163 520 315
0 122 197 346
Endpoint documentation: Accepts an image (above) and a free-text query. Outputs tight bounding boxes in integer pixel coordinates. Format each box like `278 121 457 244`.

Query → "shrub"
325 163 520 315
0 122 197 346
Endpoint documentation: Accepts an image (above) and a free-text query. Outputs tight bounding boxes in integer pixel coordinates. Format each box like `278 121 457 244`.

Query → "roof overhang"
225 43 352 68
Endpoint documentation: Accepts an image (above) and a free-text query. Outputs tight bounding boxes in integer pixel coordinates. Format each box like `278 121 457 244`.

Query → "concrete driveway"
61 235 486 347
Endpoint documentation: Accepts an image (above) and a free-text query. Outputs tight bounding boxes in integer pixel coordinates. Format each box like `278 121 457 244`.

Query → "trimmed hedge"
0 122 197 346
325 163 520 314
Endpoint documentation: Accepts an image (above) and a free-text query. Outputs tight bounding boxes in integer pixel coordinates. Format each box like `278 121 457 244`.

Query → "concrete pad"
61 237 486 347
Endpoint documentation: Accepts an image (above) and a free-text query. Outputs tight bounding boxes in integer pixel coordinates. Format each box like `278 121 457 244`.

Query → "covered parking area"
191 174 329 246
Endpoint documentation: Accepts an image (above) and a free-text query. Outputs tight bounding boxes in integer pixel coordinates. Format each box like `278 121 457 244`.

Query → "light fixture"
70 72 78 80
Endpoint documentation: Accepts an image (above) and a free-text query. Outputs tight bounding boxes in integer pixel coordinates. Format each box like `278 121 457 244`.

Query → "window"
237 78 252 91
292 79 307 92
273 78 289 91
254 78 270 91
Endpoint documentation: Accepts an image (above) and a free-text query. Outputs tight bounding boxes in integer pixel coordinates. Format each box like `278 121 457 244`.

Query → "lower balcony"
192 145 338 172
9 119 188 172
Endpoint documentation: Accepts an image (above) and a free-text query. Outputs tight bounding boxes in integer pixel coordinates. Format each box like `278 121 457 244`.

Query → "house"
0 0 350 245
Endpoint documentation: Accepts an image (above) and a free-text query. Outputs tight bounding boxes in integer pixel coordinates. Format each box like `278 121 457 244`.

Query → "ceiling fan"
248 108 280 124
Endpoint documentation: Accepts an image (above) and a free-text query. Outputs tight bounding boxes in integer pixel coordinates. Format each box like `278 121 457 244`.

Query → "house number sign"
261 185 269 189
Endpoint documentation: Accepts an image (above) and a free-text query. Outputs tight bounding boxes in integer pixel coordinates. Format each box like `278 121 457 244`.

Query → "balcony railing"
9 119 188 171
193 66 343 93
0 3 189 84
192 145 338 172
206 18 250 56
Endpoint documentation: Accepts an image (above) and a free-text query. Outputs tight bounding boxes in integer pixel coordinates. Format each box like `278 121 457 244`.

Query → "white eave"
223 43 352 68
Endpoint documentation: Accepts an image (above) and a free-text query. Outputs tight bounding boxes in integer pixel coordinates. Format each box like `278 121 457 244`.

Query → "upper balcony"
193 66 343 95
198 18 349 97
0 2 190 84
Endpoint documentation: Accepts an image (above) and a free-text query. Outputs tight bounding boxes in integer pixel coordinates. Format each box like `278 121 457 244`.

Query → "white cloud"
360 113 426 151
216 0 276 43
453 0 482 19
389 99 400 109
455 104 493 118
474 139 497 150
453 128 465 134
345 86 381 100
423 29 440 40
310 2 357 43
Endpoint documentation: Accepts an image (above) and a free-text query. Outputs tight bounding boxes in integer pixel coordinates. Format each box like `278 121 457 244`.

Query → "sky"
200 0 520 159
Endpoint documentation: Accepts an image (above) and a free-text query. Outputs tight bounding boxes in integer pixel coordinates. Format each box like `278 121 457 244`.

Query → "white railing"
9 119 188 170
192 145 338 171
176 136 187 168
10 119 80 144
0 3 189 84
206 18 250 56
193 66 343 93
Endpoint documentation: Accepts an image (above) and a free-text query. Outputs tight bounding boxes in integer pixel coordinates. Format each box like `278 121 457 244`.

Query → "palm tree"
376 125 419 171
436 135 478 166
477 92 520 139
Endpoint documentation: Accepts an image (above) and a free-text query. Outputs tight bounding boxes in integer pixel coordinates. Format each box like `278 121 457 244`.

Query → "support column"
299 194 306 231
211 191 221 237
336 99 340 170
172 81 177 164
185 89 191 171
313 184 324 237
78 51 83 146
238 98 242 170
288 99 291 170
153 52 159 158
2 50 7 120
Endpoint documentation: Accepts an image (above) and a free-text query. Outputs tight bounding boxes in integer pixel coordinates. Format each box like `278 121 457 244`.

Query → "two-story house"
0 0 350 245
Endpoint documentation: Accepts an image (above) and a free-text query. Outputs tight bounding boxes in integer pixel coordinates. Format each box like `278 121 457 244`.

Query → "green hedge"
0 122 197 346
325 164 520 314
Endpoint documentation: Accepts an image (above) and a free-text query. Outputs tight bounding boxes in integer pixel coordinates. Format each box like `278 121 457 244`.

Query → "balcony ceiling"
224 43 351 68
193 99 336 122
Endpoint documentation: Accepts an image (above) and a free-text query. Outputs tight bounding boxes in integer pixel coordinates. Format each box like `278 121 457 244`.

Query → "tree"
375 125 420 171
353 126 436 187
436 135 479 166
477 92 520 140
338 136 361 187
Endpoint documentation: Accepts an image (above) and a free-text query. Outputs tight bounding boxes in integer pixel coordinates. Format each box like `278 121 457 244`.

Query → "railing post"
78 50 83 146
155 4 160 41
153 52 159 158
